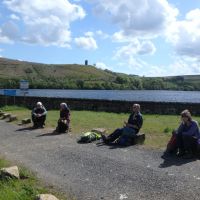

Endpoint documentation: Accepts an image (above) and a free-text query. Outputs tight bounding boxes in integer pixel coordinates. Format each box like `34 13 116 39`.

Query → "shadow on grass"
159 153 198 168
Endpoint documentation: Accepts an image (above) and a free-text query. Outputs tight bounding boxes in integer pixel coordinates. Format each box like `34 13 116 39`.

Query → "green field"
2 105 200 149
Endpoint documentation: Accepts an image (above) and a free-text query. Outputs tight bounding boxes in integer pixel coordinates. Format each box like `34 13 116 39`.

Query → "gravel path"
1 120 200 200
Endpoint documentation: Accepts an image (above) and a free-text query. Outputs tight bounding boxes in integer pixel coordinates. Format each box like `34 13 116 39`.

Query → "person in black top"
32 102 47 128
55 102 70 133
101 104 143 146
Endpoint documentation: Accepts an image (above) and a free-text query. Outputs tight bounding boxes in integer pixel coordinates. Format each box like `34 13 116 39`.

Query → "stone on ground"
134 133 145 144
0 166 20 179
2 113 11 119
22 118 31 124
8 115 17 122
91 128 106 134
36 194 59 200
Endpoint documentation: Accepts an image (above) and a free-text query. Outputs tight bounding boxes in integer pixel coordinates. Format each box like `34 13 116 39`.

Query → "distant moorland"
0 57 200 90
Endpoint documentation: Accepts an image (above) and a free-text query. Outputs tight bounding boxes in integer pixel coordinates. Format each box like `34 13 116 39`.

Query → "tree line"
0 76 200 91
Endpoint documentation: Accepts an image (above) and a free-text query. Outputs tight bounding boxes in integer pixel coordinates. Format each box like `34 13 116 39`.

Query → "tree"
76 80 84 89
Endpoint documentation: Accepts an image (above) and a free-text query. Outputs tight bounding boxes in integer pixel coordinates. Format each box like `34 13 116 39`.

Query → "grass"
0 157 66 200
2 105 200 149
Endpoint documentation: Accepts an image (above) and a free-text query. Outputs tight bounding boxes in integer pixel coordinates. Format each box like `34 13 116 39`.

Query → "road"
0 120 200 200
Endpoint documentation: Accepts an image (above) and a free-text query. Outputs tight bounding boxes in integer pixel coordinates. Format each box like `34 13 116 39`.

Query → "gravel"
1 120 200 200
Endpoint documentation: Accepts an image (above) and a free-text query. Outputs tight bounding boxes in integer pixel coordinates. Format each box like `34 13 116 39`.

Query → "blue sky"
0 0 200 77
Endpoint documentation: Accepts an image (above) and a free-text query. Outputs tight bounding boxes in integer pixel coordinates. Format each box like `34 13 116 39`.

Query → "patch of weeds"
163 127 171 133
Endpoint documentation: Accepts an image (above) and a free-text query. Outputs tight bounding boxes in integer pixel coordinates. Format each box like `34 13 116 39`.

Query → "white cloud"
96 62 110 70
115 55 200 77
1 21 20 40
10 14 20 20
113 39 156 75
112 31 134 43
138 41 156 55
2 0 86 47
115 39 156 58
75 32 98 50
166 9 200 60
85 31 94 37
167 57 200 76
89 0 178 39
96 30 109 39
0 29 13 43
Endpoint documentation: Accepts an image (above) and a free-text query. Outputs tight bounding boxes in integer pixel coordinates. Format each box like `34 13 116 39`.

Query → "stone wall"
1 95 200 115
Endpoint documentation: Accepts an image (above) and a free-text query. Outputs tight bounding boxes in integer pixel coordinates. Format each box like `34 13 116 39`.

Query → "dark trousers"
32 115 46 127
176 134 197 154
56 120 69 133
107 128 123 143
107 127 137 145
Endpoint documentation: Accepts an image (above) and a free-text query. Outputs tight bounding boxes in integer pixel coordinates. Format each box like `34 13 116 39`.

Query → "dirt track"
1 120 200 200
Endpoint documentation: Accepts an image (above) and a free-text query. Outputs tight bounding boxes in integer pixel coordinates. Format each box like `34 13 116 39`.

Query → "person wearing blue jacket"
101 103 143 146
176 109 200 158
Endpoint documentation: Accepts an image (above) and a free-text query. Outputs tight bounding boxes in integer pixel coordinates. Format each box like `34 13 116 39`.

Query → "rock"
8 115 17 122
0 112 5 117
91 128 106 134
22 118 31 124
133 133 145 145
0 166 20 179
36 194 59 200
2 113 11 119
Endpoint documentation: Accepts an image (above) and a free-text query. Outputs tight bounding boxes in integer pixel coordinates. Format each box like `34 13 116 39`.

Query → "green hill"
0 57 200 90
0 57 116 80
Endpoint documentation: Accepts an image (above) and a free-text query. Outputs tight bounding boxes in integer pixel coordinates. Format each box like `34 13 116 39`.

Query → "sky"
0 0 200 77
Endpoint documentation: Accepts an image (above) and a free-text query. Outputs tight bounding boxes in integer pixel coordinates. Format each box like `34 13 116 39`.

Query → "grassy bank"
1 105 200 149
0 157 66 200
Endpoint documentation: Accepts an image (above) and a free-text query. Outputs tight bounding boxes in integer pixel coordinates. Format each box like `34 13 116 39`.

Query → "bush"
164 127 171 133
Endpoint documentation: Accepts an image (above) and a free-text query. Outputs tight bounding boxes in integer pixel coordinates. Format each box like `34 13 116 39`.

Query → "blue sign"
3 89 17 96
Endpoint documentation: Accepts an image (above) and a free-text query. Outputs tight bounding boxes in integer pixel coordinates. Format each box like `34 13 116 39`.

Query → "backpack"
166 133 177 153
77 131 101 143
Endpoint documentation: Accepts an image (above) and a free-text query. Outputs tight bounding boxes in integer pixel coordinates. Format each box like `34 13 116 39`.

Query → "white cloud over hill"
1 0 86 47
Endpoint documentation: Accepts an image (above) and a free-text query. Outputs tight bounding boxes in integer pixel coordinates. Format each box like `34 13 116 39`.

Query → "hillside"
0 57 116 80
0 57 200 90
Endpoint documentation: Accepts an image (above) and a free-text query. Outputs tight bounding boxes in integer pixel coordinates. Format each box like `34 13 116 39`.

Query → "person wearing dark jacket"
176 109 200 158
101 104 143 146
55 103 70 133
32 102 47 128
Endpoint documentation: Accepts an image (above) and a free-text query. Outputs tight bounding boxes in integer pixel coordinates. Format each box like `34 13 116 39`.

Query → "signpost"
20 80 29 91
20 80 29 106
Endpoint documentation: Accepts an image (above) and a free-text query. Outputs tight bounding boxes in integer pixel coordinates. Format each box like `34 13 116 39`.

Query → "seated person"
32 102 47 128
101 103 143 146
55 103 70 133
175 109 200 158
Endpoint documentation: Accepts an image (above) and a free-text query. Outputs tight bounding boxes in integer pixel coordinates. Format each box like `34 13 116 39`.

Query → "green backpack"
77 131 102 143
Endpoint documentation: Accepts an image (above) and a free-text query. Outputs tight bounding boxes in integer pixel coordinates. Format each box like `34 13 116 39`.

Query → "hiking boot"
32 125 38 129
100 133 109 144
182 153 194 159
176 150 185 157
161 151 172 159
